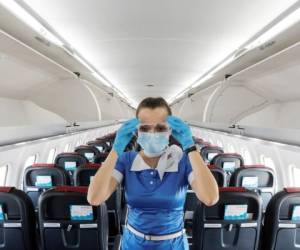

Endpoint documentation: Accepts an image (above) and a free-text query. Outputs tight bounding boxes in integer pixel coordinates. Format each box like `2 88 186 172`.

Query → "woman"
88 97 219 250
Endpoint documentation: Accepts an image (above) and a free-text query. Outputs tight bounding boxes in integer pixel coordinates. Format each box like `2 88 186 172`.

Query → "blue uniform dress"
112 145 194 250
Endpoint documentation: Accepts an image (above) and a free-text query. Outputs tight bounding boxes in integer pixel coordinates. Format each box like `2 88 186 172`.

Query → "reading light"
245 6 300 50
0 0 64 46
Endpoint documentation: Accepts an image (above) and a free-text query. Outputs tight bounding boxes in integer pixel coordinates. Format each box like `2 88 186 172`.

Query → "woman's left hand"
167 115 194 150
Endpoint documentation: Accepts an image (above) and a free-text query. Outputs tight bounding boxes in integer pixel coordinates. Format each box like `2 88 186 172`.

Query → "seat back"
193 187 262 250
208 165 227 187
54 153 88 184
39 186 108 250
200 146 224 163
229 165 275 211
74 164 122 239
210 153 244 184
193 137 211 150
96 132 116 148
87 140 111 153
262 187 300 250
0 187 37 250
184 165 226 246
75 145 105 163
23 163 70 209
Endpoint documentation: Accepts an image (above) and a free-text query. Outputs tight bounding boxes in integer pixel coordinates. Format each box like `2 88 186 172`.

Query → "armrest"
112 234 122 250
121 205 128 225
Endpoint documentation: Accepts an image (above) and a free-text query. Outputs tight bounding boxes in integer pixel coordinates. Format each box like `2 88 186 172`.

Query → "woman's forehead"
138 107 168 124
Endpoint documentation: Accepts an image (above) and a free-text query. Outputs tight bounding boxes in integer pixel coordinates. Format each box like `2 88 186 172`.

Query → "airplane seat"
184 165 226 247
38 186 109 250
23 163 70 209
229 165 275 211
208 164 227 187
74 145 109 163
96 132 116 147
200 145 224 163
0 186 37 250
210 153 244 185
261 187 300 250
87 140 111 153
193 187 262 250
193 137 211 150
74 163 122 244
54 152 88 185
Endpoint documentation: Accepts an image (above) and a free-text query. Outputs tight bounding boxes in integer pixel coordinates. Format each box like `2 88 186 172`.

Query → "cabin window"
260 154 276 171
76 139 82 147
64 144 70 152
47 148 56 163
0 165 8 186
24 154 37 169
242 148 252 165
227 143 236 153
291 165 300 186
217 140 223 148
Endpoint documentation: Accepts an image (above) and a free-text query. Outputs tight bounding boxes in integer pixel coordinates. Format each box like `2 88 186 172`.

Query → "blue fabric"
115 151 193 249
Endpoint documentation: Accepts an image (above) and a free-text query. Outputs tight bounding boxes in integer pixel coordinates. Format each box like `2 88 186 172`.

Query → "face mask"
137 132 170 157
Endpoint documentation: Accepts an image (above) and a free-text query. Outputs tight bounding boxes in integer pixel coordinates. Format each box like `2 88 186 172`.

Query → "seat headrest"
32 163 56 168
219 187 246 192
84 163 101 168
284 187 300 193
0 187 14 193
53 186 88 194
242 164 266 169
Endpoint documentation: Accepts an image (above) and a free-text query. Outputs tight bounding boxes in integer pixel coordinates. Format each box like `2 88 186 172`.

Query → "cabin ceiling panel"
24 0 298 103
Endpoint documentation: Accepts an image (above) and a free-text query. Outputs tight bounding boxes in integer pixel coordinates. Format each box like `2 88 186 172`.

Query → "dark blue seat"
38 186 108 250
184 165 226 247
87 140 111 153
74 163 122 242
200 145 224 163
75 145 109 163
193 187 262 250
210 153 244 185
262 187 300 250
23 163 70 209
229 165 275 211
54 152 88 184
0 187 37 250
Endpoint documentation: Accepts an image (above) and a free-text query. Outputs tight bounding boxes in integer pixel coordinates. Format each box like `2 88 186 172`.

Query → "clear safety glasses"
137 123 171 133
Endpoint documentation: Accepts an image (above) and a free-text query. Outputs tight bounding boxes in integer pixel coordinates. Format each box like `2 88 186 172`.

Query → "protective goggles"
137 123 171 133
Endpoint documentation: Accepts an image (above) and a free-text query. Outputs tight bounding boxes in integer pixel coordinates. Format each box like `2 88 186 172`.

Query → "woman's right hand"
112 118 139 156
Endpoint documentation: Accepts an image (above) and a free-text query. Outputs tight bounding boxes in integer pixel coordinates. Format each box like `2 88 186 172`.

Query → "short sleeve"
112 153 127 184
184 154 194 185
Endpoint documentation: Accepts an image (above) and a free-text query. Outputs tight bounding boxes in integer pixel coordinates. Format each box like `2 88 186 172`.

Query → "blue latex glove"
113 118 139 156
167 115 194 150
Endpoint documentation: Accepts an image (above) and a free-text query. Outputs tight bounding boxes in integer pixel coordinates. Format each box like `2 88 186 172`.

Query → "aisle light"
245 6 300 50
0 0 64 46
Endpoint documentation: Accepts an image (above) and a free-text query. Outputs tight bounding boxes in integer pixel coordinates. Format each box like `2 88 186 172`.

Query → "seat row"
1 185 300 250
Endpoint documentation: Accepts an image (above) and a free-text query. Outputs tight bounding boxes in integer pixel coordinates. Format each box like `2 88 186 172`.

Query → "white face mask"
137 132 170 157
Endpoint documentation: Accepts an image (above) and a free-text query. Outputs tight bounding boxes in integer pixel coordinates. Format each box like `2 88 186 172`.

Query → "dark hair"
136 97 172 117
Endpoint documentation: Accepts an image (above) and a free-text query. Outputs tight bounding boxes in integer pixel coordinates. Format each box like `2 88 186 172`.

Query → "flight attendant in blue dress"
88 97 219 250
